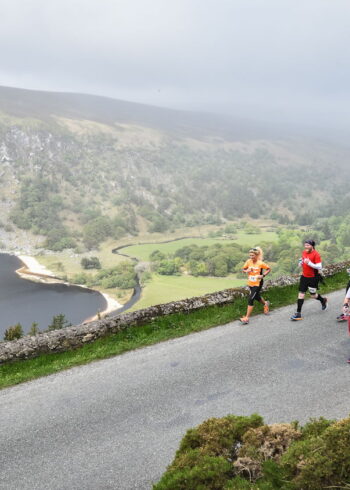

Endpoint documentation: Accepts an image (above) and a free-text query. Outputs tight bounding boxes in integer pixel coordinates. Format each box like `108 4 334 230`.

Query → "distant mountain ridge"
0 85 318 141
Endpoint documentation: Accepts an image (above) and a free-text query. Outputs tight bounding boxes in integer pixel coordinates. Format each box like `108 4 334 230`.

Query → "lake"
0 254 107 337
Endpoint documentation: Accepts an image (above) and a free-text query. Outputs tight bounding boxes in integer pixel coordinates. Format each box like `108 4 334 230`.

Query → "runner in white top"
336 268 350 322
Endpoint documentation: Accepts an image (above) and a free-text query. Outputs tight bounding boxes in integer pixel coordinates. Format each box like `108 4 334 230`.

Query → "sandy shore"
18 255 56 277
16 255 123 319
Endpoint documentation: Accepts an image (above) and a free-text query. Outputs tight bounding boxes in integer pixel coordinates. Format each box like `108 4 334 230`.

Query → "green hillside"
0 85 349 255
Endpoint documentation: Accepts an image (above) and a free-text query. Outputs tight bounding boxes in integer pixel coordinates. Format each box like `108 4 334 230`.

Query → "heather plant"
281 417 350 489
155 414 350 490
176 414 263 459
234 423 301 481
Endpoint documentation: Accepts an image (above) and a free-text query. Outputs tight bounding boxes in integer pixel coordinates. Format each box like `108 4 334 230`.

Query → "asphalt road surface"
1 289 349 489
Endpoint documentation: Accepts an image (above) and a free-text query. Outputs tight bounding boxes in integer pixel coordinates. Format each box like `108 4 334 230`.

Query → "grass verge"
0 270 347 390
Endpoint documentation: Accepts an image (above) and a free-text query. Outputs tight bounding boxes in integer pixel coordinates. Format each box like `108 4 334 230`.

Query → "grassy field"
132 274 246 311
0 270 347 390
123 231 277 309
36 230 278 310
121 231 278 262
37 239 130 278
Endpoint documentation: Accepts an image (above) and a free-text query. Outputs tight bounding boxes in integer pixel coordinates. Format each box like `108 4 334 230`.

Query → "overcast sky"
1 0 350 128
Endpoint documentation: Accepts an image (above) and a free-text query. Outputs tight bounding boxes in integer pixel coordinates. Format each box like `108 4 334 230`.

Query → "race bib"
249 275 258 282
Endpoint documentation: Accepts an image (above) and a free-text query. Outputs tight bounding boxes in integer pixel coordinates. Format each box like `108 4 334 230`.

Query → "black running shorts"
248 286 263 306
299 275 319 293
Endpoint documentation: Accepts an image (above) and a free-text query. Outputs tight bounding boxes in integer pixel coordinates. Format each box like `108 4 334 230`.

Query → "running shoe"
337 313 347 322
290 312 302 321
240 317 249 325
321 298 328 311
347 358 350 364
263 301 270 315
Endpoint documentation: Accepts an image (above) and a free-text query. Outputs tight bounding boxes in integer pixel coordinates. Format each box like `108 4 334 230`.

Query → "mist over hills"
0 85 349 253
0 85 334 141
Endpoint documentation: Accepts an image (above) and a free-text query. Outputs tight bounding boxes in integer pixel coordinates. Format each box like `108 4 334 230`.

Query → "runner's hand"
303 258 310 265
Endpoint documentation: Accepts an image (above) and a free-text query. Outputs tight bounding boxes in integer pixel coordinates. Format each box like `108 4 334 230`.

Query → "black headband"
304 240 315 247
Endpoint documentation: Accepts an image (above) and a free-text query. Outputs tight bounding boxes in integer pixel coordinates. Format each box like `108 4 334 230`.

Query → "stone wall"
1 261 349 364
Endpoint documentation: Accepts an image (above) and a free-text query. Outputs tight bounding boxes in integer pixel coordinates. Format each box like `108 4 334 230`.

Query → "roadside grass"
0 270 347 390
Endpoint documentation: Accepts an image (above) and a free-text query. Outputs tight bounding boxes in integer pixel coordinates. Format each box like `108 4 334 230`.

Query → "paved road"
1 290 349 489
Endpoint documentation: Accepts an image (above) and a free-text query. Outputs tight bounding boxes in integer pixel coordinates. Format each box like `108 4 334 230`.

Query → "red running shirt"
301 250 321 278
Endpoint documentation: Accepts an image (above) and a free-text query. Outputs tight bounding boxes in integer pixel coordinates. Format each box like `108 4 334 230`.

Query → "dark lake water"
0 254 107 337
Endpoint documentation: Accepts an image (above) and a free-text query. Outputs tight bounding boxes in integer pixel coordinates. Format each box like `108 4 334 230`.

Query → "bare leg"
246 305 254 319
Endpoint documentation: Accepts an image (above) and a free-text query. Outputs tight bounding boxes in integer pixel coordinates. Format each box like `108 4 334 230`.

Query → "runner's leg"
241 287 257 322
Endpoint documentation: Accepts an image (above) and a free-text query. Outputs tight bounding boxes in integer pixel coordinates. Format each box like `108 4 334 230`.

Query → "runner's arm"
303 260 322 270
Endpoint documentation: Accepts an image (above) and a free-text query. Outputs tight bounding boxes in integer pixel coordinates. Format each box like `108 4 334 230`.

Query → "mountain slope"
0 85 349 252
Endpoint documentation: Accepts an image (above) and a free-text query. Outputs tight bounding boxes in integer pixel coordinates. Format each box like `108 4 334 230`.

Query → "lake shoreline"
16 255 122 320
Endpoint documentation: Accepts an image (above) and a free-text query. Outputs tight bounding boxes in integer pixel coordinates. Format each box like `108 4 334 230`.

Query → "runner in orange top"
240 247 271 325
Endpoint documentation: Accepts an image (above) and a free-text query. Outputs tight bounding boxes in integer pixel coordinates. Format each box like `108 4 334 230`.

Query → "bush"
4 323 24 341
177 414 263 460
81 257 101 269
95 262 136 289
155 414 350 490
153 450 232 490
234 423 301 481
47 314 71 331
28 322 40 336
72 273 88 285
281 417 350 489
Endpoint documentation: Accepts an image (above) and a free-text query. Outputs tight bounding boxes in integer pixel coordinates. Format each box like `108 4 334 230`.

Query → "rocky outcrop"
0 261 349 364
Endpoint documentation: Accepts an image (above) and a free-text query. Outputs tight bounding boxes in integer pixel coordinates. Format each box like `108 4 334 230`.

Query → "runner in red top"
290 240 328 321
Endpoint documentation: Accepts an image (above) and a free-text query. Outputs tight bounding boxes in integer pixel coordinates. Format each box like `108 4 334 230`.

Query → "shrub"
234 423 301 481
47 314 71 331
176 414 263 459
281 417 350 489
4 323 24 341
72 273 88 285
28 322 40 336
153 450 232 490
156 414 350 490
300 416 334 439
81 256 101 269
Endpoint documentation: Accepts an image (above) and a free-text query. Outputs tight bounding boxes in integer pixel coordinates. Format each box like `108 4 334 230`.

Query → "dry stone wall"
1 261 349 364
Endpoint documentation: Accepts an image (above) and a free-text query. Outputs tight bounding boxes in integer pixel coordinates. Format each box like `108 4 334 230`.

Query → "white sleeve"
346 289 350 300
307 261 322 270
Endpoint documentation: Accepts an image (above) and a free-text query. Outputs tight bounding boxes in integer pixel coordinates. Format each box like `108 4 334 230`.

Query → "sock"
297 299 304 313
316 294 324 302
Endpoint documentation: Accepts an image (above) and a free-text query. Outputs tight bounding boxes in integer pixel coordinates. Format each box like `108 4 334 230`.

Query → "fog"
1 0 350 128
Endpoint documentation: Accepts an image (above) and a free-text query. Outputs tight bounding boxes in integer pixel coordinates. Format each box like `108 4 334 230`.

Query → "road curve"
1 289 349 489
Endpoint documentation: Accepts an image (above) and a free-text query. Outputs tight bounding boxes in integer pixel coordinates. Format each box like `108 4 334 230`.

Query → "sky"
1 0 350 128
